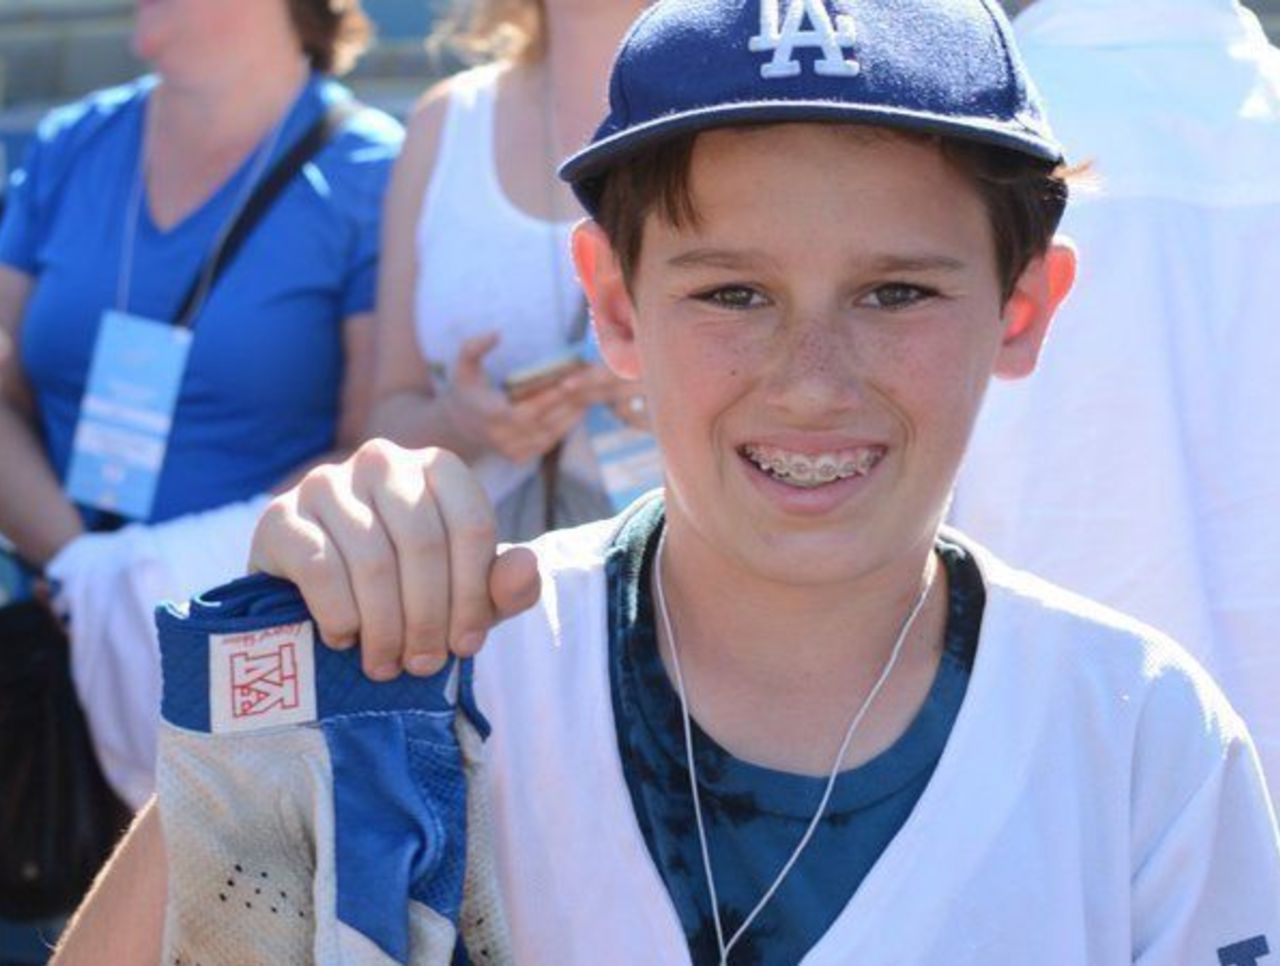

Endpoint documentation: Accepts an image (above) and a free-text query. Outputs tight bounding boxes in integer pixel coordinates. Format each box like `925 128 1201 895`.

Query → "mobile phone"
502 350 585 402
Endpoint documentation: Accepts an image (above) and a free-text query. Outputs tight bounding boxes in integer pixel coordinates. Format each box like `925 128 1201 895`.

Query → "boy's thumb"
489 546 542 621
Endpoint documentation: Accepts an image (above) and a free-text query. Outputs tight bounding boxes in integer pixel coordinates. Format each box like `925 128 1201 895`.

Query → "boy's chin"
722 526 902 589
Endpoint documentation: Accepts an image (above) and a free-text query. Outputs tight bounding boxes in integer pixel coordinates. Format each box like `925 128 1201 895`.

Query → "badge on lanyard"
577 333 664 511
65 310 192 521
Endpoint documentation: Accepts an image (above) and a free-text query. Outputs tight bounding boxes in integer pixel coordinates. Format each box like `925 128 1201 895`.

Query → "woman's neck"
542 1 648 149
144 50 308 230
151 44 309 152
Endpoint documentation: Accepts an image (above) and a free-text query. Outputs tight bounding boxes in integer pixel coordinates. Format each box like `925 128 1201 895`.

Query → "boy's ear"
993 238 1077 380
572 220 642 380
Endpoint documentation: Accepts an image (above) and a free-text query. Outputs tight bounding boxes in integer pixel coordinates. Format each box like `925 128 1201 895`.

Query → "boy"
55 0 1280 963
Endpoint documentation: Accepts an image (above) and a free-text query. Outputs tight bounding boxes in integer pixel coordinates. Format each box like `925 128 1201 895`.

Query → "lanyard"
115 75 306 326
654 530 935 963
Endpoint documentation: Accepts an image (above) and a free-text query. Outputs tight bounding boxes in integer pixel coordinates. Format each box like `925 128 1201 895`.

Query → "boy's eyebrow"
665 249 971 273
865 253 970 274
666 248 778 271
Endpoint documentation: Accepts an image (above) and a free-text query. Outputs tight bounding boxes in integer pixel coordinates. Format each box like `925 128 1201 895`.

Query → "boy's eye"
861 283 936 310
695 285 768 310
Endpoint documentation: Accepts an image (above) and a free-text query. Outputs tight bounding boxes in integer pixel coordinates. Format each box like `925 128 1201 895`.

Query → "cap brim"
561 100 1063 214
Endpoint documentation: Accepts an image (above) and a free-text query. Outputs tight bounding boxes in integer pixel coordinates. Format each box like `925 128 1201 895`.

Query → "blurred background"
0 0 1275 179
0 0 457 176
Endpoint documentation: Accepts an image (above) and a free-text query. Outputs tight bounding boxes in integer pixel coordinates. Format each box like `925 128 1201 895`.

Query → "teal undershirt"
606 499 984 965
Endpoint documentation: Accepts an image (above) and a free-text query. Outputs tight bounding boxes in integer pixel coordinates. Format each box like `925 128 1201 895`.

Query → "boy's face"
577 123 1073 586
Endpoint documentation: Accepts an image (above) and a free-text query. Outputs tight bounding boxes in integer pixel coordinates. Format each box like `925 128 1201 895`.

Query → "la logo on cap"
749 0 860 79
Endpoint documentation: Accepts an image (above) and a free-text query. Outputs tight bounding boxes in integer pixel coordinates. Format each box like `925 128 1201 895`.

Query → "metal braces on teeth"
744 446 879 486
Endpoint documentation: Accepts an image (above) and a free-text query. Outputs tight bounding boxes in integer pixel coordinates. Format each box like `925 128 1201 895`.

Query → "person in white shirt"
369 0 651 541
952 0 1280 802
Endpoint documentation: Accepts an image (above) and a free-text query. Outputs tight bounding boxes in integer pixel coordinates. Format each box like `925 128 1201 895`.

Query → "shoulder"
958 530 1275 883
473 515 620 721
20 77 150 184
960 528 1251 780
523 512 624 588
33 76 149 147
313 78 404 171
400 63 505 166
408 63 504 124
479 512 629 658
290 79 404 227
380 64 510 233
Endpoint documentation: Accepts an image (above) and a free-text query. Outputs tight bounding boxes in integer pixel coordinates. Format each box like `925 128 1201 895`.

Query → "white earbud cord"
653 528 934 965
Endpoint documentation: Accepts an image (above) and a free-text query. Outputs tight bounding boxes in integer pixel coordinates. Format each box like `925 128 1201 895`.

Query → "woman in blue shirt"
0 0 403 862
0 0 402 565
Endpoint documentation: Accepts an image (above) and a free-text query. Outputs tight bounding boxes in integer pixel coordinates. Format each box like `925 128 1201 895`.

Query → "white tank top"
414 64 598 507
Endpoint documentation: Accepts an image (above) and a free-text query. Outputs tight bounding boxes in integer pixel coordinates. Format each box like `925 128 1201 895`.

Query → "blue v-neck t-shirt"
0 75 402 522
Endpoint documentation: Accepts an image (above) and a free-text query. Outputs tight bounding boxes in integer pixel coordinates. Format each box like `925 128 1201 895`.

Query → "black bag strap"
84 99 362 534
172 98 362 328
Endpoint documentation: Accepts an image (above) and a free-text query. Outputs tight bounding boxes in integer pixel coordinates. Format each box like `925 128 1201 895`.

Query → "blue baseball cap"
560 0 1062 215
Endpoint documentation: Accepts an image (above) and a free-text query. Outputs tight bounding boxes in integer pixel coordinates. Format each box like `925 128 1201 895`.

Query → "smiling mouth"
740 443 886 489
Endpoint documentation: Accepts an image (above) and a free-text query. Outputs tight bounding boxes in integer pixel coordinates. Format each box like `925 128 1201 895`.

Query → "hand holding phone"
501 350 586 402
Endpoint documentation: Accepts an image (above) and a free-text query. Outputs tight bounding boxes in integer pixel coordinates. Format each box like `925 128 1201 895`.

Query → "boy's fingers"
251 442 523 678
249 498 361 650
304 467 406 682
449 549 540 658
488 547 542 624
422 452 501 656
362 450 452 678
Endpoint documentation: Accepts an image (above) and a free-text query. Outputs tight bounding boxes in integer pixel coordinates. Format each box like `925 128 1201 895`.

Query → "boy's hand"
249 440 541 681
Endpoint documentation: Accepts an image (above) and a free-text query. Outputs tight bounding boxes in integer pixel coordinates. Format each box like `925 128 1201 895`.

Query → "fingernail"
407 655 445 676
370 661 401 681
456 631 485 655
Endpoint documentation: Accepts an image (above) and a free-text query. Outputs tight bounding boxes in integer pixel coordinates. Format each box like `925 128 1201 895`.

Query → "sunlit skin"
575 124 1074 728
133 0 289 75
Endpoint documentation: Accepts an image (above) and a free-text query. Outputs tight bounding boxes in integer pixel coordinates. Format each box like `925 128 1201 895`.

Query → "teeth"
742 444 884 487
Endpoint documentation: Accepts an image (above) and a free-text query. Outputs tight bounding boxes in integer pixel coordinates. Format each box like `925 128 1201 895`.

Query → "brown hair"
286 0 373 75
595 127 1071 302
429 0 547 66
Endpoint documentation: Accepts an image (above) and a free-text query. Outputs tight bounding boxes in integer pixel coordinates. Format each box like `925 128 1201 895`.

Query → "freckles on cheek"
680 332 752 381
724 335 761 376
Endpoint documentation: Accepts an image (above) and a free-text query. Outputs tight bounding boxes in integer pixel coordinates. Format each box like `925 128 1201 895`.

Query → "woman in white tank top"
367 0 650 540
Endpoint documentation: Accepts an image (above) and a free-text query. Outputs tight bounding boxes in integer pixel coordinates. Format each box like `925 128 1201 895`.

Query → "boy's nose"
763 315 866 415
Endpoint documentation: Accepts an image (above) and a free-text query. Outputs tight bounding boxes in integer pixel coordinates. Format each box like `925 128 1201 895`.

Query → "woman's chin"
131 4 176 65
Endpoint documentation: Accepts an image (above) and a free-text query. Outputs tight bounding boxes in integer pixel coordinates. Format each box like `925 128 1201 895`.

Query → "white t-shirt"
474 514 1280 964
951 0 1280 803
